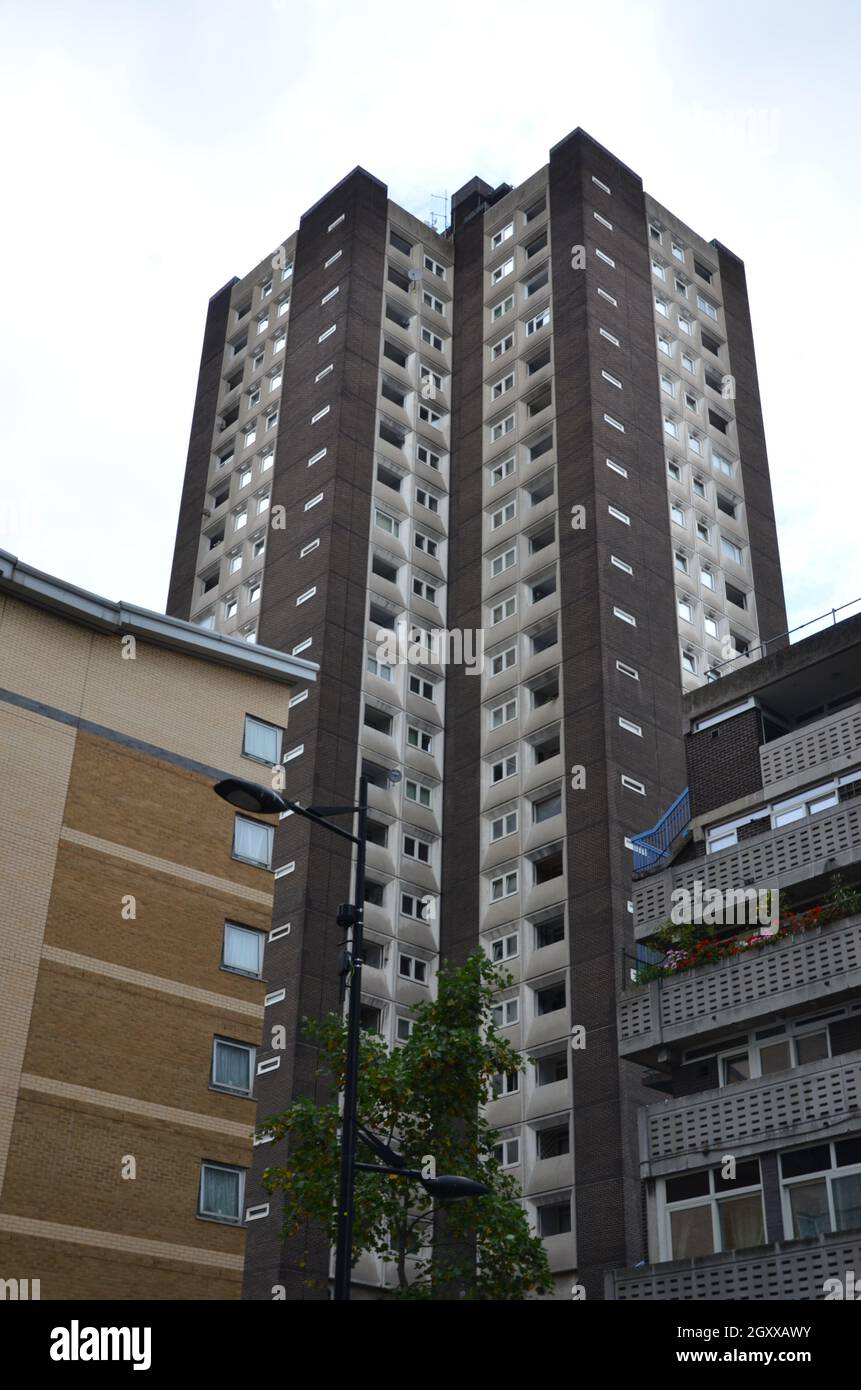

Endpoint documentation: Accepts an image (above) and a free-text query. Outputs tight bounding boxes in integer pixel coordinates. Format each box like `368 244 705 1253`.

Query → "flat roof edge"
0 550 317 687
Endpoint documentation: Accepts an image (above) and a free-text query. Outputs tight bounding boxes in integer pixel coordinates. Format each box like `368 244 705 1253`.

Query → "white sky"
1 0 859 641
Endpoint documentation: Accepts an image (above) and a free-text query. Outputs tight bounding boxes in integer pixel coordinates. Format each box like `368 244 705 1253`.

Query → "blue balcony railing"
630 787 690 873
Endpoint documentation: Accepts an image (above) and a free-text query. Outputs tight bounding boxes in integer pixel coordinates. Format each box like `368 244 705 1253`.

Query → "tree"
259 951 553 1299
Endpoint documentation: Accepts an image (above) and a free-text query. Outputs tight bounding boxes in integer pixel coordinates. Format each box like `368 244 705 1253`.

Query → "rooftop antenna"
426 191 450 233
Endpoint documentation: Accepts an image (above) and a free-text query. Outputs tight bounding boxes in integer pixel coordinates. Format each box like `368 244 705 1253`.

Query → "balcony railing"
633 800 861 935
618 913 861 1057
760 704 861 789
630 788 690 872
639 1052 861 1178
605 1227 861 1300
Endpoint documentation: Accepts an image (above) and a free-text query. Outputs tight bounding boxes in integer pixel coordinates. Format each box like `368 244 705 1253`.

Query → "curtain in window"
834 1174 861 1232
245 719 278 762
202 1166 240 1219
224 925 261 974
214 1042 250 1091
234 817 271 865
719 1193 764 1250
788 1181 829 1239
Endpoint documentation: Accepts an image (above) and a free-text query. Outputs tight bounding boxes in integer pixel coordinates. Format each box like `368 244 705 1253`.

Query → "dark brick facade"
242 168 389 1300
686 704 764 818
548 130 687 1294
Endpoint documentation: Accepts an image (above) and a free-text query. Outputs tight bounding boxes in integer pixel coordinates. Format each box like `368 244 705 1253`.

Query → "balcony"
639 1051 861 1179
760 704 861 790
606 1227 861 1300
619 913 861 1062
633 801 861 937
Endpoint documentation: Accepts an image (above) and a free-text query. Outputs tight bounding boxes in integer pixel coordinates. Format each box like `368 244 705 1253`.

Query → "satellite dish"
407 269 423 282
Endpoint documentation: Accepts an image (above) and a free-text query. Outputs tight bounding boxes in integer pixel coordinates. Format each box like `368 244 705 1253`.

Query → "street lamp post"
213 771 489 1303
214 771 372 1302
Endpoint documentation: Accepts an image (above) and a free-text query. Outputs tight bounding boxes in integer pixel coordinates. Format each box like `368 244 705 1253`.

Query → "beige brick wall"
0 595 297 778
0 595 298 1298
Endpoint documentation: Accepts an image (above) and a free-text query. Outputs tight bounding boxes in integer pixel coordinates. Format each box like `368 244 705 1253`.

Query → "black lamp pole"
332 771 367 1302
214 771 371 1302
213 771 488 1304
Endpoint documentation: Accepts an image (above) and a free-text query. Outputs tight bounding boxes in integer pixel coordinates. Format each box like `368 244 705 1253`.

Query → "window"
619 716 642 736
415 487 439 514
592 174 611 194
681 650 697 674
536 981 566 1015
491 809 518 842
611 555 633 576
595 249 615 268
277 297 290 317
233 816 273 868
491 1071 519 1098
408 673 435 701
649 221 663 243
424 254 446 279
199 1163 244 1224
607 458 627 478
492 332 514 360
491 753 518 783
260 448 274 472
407 725 433 754
396 1016 416 1043
667 461 681 483
399 953 428 983
212 1038 254 1095
693 477 706 499
414 531 438 558
602 370 622 389
616 659 639 680
492 932 519 963
403 833 431 864
491 870 518 901
366 654 393 682
492 372 515 400
243 715 281 764
491 257 514 285
256 492 270 515
655 296 669 318
491 646 517 677
405 779 432 808
781 1138 861 1241
223 596 237 620
721 536 743 565
651 259 666 281
672 239 686 262
491 222 514 249
538 1124 570 1160
704 614 719 639
490 547 516 578
374 508 400 537
319 323 336 343
713 451 734 477
663 1161 764 1259
420 326 444 352
657 333 672 355
490 699 517 729
422 290 445 315
490 455 515 486
491 500 516 530
621 775 646 795
675 277 688 298
608 505 630 525
682 351 695 372
412 577 437 603
604 413 625 432
664 416 679 439
702 330 721 356
491 596 517 626
678 315 693 335
678 597 694 623
697 293 718 321
600 327 620 347
491 414 515 443
717 493 737 519
598 287 618 307
533 792 561 823
671 503 686 527
526 307 551 335
494 1137 520 1168
491 998 519 1028
223 921 264 977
